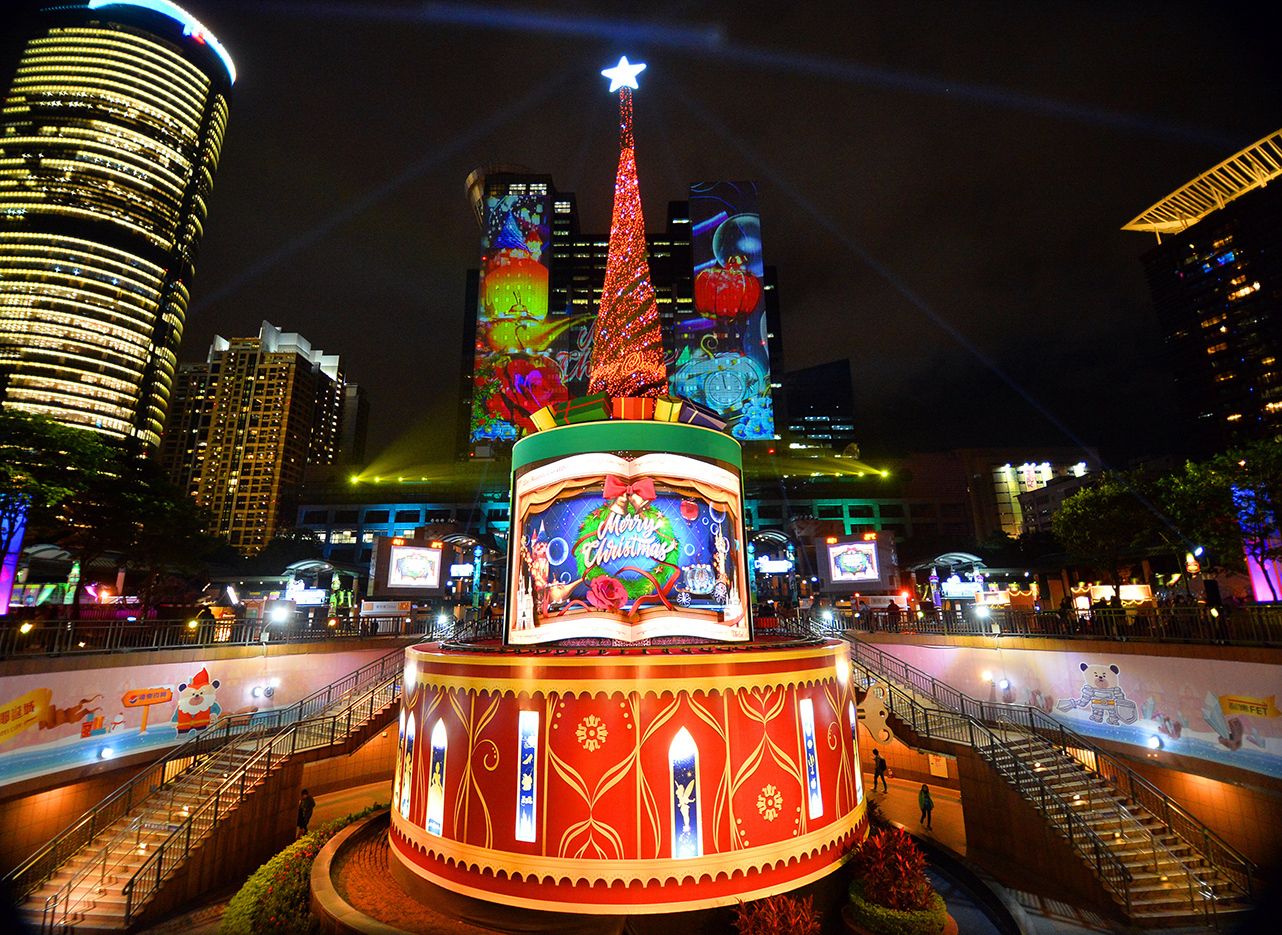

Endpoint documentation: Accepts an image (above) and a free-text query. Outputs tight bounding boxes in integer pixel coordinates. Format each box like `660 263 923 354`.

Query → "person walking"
297 788 315 838
871 748 888 794
918 783 934 830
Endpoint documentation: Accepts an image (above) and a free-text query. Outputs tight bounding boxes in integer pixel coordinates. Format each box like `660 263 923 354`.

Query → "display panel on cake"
508 449 748 644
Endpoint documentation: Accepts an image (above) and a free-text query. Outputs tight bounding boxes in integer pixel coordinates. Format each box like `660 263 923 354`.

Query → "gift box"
611 396 657 420
676 400 728 432
529 405 560 432
653 396 684 423
564 392 610 424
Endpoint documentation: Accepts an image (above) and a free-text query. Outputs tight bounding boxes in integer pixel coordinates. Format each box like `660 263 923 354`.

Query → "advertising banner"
672 181 774 440
508 451 749 644
387 546 442 590
826 541 880 585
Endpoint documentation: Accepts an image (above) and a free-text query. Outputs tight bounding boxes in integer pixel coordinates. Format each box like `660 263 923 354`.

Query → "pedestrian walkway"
864 773 966 855
136 780 394 935
867 773 1132 934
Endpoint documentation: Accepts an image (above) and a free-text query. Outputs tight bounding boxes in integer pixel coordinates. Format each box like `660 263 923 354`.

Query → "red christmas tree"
588 71 668 398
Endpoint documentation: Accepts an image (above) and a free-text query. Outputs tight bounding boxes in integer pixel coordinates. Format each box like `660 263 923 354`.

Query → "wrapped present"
653 396 684 423
564 392 610 424
611 396 656 420
676 400 729 432
529 405 560 432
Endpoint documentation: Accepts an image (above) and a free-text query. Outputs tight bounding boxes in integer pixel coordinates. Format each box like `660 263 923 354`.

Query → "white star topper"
602 56 646 93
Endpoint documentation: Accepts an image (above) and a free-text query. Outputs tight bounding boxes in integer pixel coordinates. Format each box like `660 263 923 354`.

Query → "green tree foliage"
0 411 112 560
1211 440 1282 600
1051 473 1159 589
1153 459 1244 574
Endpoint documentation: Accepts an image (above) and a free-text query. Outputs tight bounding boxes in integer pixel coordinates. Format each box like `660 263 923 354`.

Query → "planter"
841 901 957 935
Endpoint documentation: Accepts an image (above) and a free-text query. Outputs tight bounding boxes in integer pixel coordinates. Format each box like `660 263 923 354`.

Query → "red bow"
603 475 656 514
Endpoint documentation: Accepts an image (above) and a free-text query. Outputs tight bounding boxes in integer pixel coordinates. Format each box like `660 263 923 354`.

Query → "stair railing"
851 662 1133 913
847 635 1258 901
6 645 407 901
119 668 400 926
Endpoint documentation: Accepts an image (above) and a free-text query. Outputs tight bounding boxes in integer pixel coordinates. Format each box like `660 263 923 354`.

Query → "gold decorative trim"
408 642 845 669
412 673 844 698
390 800 863 886
390 813 866 915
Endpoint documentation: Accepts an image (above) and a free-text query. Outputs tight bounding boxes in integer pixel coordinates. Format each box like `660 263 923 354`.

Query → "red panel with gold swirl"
389 640 867 913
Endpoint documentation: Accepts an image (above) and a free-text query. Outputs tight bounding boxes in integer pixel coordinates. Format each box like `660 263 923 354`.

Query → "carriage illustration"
674 563 729 606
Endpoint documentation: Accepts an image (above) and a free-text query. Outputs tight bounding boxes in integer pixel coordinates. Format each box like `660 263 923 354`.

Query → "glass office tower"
0 0 234 448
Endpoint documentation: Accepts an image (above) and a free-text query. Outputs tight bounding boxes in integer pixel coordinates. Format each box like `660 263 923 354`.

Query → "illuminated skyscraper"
0 0 234 448
1125 129 1282 453
159 323 345 555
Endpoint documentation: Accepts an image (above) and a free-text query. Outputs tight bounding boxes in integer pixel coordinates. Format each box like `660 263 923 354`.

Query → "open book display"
508 451 749 644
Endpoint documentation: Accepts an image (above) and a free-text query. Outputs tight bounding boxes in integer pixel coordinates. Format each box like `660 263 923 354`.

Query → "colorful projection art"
508 451 749 644
470 187 579 443
672 181 774 440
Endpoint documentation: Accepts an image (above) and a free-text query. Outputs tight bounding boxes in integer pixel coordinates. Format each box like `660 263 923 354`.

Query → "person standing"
297 788 315 838
918 783 934 830
871 748 888 793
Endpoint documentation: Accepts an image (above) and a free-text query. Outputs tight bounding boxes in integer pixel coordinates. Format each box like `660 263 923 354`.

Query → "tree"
246 527 326 575
0 411 112 564
125 468 221 615
1212 440 1282 601
1153 459 1244 575
1052 473 1160 589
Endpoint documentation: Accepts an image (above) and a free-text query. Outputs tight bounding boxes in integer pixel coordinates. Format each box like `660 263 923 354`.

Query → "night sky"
95 2 1282 464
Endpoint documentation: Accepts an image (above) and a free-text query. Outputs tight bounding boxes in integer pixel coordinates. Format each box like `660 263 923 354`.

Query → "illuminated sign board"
508 451 749 644
671 181 774 440
469 186 560 445
387 546 443 590
449 563 475 578
754 556 794 574
825 541 879 584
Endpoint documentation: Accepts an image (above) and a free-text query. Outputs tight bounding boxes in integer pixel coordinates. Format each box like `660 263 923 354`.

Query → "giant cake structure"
388 60 866 919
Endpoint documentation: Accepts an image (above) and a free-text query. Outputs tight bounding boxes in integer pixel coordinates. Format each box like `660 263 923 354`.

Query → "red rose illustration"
586 576 629 613
498 357 569 428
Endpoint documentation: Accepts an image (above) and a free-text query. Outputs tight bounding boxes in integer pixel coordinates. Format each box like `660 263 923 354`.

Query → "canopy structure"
1123 129 1282 237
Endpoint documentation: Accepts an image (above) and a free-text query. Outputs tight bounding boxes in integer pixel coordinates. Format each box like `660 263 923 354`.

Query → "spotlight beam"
664 79 1188 542
192 65 577 312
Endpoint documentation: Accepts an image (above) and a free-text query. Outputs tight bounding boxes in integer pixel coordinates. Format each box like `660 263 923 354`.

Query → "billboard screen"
508 451 749 644
672 181 774 440
469 186 559 444
387 546 443 590
826 541 880 584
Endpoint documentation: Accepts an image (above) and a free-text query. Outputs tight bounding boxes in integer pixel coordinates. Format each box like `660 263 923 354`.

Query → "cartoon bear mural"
1057 662 1138 726
171 668 221 734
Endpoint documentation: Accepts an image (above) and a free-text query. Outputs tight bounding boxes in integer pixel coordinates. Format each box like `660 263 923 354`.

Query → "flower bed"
220 802 387 935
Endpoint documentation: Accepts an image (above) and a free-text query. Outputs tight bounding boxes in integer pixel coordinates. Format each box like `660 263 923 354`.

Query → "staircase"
847 636 1259 925
6 647 406 933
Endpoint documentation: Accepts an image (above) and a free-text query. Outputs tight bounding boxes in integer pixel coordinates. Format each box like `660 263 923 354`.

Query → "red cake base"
389 639 867 913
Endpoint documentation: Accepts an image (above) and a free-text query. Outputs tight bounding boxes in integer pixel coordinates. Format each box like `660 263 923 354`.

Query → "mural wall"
884 642 1282 779
0 647 390 786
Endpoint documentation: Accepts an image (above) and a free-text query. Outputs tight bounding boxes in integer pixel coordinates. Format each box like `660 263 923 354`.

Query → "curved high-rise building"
0 0 234 448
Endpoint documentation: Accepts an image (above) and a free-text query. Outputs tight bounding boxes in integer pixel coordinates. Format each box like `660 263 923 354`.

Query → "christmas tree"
588 58 668 398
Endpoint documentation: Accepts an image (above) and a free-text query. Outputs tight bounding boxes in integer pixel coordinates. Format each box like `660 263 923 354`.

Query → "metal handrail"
119 669 401 925
844 604 1282 648
0 612 433 660
6 645 407 898
849 636 1258 903
854 665 1134 912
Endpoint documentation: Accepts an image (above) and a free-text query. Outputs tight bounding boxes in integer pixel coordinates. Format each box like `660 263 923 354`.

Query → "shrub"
847 879 947 935
863 794 891 833
848 827 933 912
219 801 387 935
733 892 821 935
